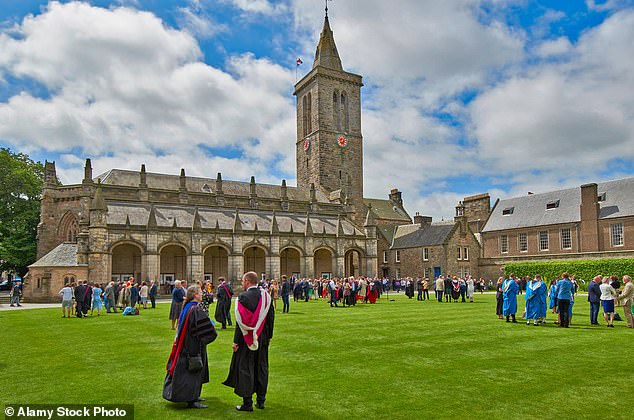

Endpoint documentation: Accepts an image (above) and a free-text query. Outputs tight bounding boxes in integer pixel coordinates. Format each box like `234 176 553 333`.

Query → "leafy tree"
0 148 44 277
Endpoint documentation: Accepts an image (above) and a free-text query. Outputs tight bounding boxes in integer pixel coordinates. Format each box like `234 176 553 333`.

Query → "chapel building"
25 14 416 301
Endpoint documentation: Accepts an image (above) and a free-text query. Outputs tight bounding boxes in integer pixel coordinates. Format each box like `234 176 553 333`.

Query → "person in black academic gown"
214 277 233 329
163 285 217 409
223 272 275 411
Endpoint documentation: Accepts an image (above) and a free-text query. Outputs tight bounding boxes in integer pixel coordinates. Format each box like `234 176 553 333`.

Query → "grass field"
1 292 633 419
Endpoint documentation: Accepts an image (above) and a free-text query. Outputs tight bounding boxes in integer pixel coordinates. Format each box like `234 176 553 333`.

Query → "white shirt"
599 283 617 301
59 286 73 301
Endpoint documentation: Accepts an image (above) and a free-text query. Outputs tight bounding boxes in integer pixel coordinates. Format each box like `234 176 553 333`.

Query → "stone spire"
90 182 107 211
83 158 93 184
313 14 343 71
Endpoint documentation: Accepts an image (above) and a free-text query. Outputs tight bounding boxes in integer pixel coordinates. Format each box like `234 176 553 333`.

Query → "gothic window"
58 212 79 243
333 90 340 131
302 95 308 137
341 92 349 132
306 92 312 134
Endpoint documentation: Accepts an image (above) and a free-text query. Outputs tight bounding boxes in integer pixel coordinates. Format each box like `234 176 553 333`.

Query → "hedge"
503 258 634 291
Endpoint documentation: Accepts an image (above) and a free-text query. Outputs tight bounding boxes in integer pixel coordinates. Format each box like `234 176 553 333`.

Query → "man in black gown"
223 271 275 411
214 277 233 329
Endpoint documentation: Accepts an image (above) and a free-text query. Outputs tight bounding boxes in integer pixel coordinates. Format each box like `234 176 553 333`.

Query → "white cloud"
0 1 297 184
470 9 634 179
177 1 227 39
222 0 288 15
535 37 572 57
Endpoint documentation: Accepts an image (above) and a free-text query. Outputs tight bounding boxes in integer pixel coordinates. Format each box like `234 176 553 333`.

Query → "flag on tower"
296 57 303 66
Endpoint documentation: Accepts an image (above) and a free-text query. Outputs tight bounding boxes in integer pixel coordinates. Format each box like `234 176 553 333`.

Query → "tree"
0 148 44 277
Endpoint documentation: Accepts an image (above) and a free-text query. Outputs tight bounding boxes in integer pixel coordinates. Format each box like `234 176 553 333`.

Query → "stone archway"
160 244 188 282
243 246 266 278
203 246 229 282
111 243 142 282
280 248 301 278
345 249 363 278
314 248 333 278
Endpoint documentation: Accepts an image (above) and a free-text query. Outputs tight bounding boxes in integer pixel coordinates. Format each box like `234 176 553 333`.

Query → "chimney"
413 212 432 228
389 188 402 206
580 183 599 252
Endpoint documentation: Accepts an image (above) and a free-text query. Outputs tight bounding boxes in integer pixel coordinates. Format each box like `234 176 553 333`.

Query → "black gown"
163 305 217 403
214 283 233 326
223 288 275 399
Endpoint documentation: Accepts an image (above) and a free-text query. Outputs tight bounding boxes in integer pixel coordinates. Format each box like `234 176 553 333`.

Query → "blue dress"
502 279 519 316
548 284 557 309
525 281 547 320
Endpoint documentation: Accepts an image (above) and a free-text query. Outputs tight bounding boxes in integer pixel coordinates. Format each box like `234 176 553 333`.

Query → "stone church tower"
294 14 364 218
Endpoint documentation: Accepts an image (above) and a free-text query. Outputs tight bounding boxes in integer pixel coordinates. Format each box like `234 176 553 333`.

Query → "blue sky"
1 0 634 220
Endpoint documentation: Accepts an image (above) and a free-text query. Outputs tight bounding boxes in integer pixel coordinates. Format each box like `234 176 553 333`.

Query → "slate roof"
105 202 365 236
95 169 331 203
377 224 398 243
391 222 456 249
29 243 83 267
363 198 411 223
482 177 634 232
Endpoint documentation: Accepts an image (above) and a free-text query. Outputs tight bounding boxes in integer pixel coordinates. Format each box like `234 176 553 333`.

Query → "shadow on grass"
163 398 327 418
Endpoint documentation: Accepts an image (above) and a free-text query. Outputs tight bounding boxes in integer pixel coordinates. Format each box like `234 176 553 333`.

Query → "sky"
1 0 634 221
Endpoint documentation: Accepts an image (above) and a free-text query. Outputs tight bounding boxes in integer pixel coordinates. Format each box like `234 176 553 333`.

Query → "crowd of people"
494 272 633 328
57 277 158 318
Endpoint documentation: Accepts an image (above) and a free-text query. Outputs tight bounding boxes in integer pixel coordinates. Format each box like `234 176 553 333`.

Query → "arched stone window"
302 95 308 137
333 90 340 131
58 212 79 243
305 92 313 134
341 92 349 132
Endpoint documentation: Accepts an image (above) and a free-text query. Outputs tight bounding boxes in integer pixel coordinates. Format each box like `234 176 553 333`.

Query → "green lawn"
1 293 632 419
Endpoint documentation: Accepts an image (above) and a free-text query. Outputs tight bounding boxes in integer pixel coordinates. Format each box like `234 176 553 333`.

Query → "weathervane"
325 0 333 17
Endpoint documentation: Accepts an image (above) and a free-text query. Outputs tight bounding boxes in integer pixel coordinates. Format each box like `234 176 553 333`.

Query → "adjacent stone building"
377 201 482 280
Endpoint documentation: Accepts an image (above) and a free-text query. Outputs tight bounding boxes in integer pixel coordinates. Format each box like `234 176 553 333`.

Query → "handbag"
187 354 203 372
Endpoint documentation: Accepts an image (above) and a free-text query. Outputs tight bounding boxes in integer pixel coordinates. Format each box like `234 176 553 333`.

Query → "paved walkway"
0 299 173 311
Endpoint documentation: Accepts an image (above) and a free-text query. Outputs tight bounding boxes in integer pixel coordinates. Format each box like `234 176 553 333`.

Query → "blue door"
434 267 441 278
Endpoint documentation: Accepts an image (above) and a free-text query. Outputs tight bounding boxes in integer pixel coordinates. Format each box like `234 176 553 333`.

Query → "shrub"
503 258 634 291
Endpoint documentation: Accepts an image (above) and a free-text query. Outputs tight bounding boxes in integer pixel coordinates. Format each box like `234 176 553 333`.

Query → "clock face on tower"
303 138 310 152
337 135 347 147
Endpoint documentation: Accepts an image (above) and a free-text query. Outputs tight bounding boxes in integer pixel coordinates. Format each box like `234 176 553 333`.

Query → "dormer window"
546 200 560 210
502 207 514 215
201 184 211 193
598 192 606 202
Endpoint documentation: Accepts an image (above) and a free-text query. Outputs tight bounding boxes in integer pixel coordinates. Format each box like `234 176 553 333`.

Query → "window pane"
560 228 571 250
518 233 528 252
611 223 624 246
539 231 549 251
500 235 508 253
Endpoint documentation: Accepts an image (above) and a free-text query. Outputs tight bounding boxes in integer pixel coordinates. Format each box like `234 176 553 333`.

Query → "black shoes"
236 405 253 412
187 402 208 409
256 402 265 410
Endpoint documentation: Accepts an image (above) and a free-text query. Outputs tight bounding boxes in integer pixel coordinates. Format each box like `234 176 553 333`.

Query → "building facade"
479 179 634 279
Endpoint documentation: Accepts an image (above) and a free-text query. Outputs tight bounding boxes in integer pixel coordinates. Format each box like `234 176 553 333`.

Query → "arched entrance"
314 248 333 278
203 246 229 283
280 248 301 278
111 243 142 282
160 244 188 282
243 246 266 278
345 249 362 278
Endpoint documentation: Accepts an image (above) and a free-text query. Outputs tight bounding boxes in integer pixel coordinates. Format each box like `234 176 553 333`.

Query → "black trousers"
417 290 423 300
423 290 430 300
558 299 571 327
